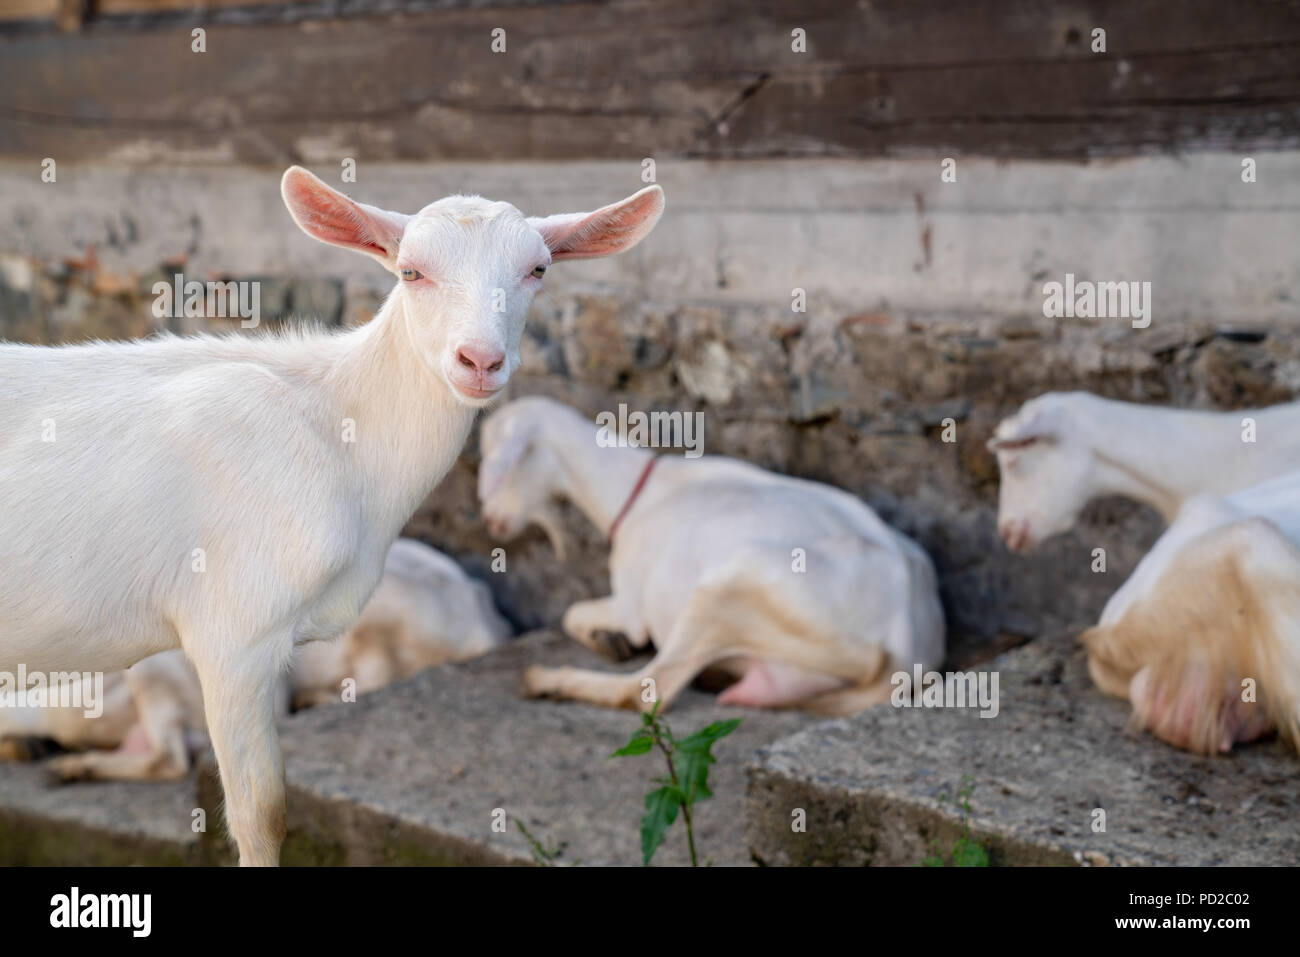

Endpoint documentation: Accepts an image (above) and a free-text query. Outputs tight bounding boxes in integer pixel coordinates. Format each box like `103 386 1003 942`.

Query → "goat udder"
716 659 847 708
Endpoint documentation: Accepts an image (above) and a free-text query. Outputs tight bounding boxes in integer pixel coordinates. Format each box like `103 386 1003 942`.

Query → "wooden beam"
1 0 1298 162
0 0 318 22
0 0 58 21
94 0 319 13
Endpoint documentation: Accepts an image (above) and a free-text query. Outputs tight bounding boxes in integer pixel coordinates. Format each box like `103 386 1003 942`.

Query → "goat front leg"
522 651 710 712
190 637 288 866
561 596 642 661
527 591 735 711
46 721 187 783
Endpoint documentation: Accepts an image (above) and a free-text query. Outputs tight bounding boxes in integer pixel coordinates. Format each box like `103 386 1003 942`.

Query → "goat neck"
325 295 477 544
1082 397 1235 522
550 416 660 538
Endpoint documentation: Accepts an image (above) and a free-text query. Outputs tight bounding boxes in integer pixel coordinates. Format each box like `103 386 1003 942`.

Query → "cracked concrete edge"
0 805 205 866
195 758 531 867
743 764 1078 867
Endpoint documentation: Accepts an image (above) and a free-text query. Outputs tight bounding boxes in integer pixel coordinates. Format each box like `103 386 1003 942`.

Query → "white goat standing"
988 391 1300 551
0 169 663 864
1 539 511 781
1080 471 1300 754
478 397 944 714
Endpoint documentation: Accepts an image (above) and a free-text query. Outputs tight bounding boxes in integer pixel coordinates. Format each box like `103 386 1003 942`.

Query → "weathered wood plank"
0 0 1298 162
94 0 315 12
0 0 57 20
0 0 318 20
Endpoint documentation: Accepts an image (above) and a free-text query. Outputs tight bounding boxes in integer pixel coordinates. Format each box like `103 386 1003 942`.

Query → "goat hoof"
520 665 547 698
593 630 634 662
521 664 561 700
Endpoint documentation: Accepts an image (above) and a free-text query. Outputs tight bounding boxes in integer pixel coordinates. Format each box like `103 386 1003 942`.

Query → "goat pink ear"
528 185 665 261
281 166 410 271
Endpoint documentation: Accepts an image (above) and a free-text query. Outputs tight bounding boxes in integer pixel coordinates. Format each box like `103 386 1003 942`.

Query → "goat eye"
529 265 547 279
400 268 423 281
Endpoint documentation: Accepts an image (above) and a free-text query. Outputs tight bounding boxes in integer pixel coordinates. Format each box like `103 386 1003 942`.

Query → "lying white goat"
988 391 1300 551
0 671 137 762
288 538 510 709
1081 470 1300 754
478 397 944 714
0 539 511 781
28 649 209 782
0 169 663 864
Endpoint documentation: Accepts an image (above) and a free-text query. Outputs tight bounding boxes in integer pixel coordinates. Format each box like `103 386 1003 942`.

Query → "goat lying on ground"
0 671 137 762
478 397 944 715
289 538 510 710
0 539 511 781
1081 471 1300 754
0 168 663 864
988 391 1300 551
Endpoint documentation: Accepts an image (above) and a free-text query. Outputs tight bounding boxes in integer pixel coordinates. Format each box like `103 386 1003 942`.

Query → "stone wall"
2 157 1298 665
415 298 1300 665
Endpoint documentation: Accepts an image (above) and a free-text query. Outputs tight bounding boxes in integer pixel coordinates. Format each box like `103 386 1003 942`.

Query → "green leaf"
671 718 739 805
611 729 654 758
640 785 683 865
677 718 741 754
676 748 716 805
950 837 990 867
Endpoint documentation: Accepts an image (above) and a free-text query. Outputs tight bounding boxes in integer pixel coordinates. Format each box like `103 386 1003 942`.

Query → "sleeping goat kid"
478 397 944 715
1 539 510 782
988 391 1300 552
0 168 663 864
1080 471 1300 755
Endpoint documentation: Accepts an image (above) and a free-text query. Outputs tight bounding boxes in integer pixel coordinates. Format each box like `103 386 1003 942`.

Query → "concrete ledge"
0 762 211 865
745 638 1300 866
198 629 817 866
1 629 815 866
15 628 1293 866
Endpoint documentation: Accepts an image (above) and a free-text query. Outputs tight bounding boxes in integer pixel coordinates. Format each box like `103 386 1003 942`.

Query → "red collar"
608 456 658 544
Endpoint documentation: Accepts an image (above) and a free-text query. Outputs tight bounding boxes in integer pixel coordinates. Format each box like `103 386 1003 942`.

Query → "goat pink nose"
456 343 506 375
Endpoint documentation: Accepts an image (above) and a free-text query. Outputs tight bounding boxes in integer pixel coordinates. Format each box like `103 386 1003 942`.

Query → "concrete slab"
0 762 209 865
745 637 1300 866
15 627 1291 867
196 628 818 866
